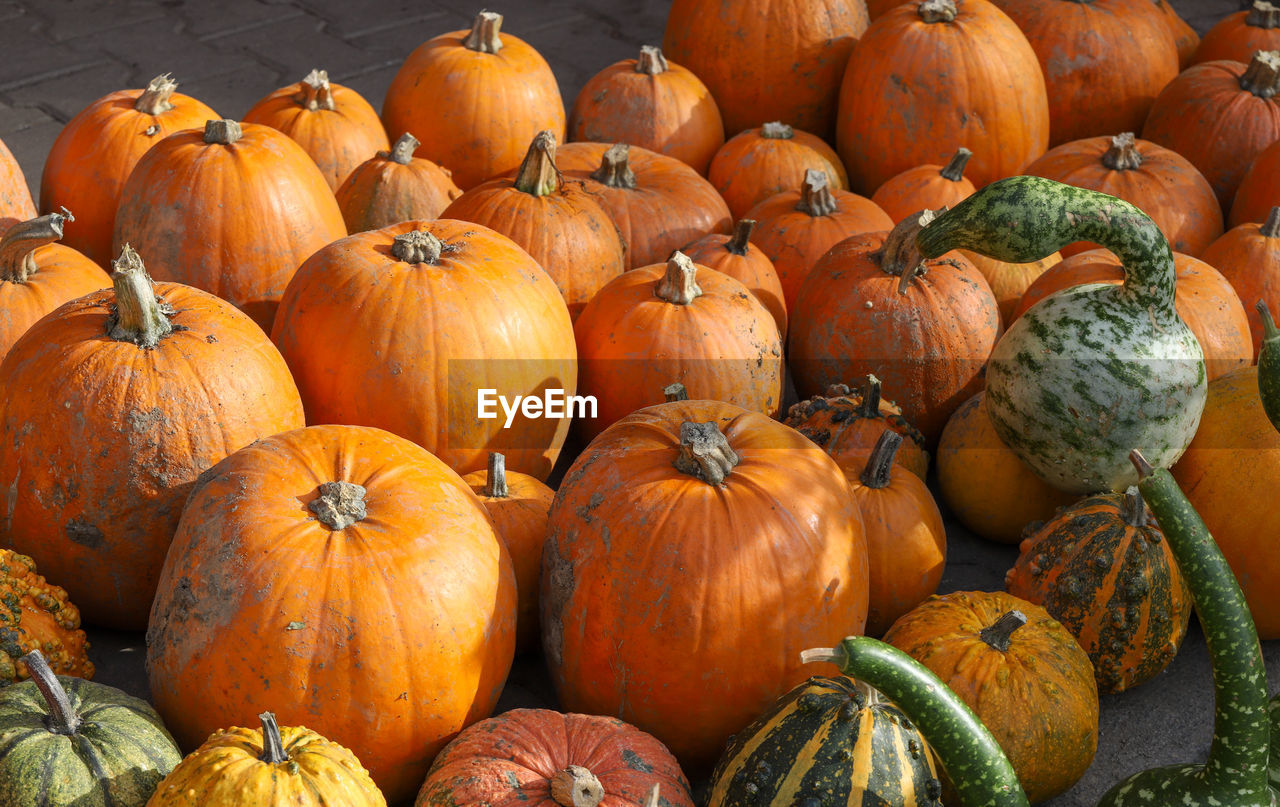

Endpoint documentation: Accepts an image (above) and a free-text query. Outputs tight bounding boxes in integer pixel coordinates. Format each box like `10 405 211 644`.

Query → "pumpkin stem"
726 219 756 255
674 421 739 485
0 208 73 283
389 132 420 165
1262 206 1280 238
297 69 336 111
134 73 177 115
1101 132 1144 171
258 712 289 765
1122 485 1150 527
797 169 838 217
872 210 936 294
761 121 794 139
463 10 504 54
978 610 1027 652
550 766 605 807
939 147 972 182
636 45 668 75
309 481 368 530
664 382 689 401
513 130 561 197
108 245 174 348
590 143 638 190
918 0 958 23
204 118 242 145
20 650 81 736
1247 1 1280 28
484 452 509 498
654 251 703 304
1258 300 1280 342
643 784 661 807
857 374 884 418
1128 449 1156 481
1240 50 1280 98
799 645 846 667
392 230 444 264
860 429 902 489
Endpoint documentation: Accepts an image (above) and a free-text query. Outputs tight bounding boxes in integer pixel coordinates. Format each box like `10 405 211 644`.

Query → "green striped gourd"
1096 452 1278 807
706 675 943 806
0 650 181 806
915 176 1207 494
1271 694 1280 791
800 638 1029 807
1257 301 1280 432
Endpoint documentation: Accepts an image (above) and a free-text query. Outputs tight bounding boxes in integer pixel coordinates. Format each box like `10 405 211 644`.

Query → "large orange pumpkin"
836 0 1050 193
37 75 216 267
541 399 869 773
112 119 347 332
382 11 565 190
1200 208 1280 359
679 219 788 336
146 423 516 803
335 132 463 233
1192 1 1280 65
707 122 849 219
0 247 305 630
1228 133 1280 227
1153 0 1200 68
0 137 34 235
870 146 976 223
270 220 577 482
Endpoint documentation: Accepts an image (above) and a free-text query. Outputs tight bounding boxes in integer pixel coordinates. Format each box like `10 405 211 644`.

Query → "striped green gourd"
915 175 1206 494
1096 451 1278 807
0 649 181 807
1257 300 1280 432
800 637 1028 807
706 675 943 806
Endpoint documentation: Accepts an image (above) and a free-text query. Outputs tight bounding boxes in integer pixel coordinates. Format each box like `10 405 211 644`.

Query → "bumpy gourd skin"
1257 301 1280 432
0 549 93 684
916 175 1206 494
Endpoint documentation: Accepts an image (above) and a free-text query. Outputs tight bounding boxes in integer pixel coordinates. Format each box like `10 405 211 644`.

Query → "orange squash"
1200 208 1280 359
679 219 787 336
959 250 1061 326
335 132 463 233
1192 2 1280 66
1228 133 1280 227
870 146 976 223
1153 0 1200 68
707 122 849 219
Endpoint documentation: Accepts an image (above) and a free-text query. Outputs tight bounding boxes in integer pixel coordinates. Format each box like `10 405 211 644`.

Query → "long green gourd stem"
801 637 1028 807
915 175 1176 315
1257 300 1280 432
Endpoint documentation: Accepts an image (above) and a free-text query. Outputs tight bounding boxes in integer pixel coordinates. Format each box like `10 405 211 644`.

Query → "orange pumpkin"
0 137 34 235
382 11 565 190
441 131 625 320
569 46 724 175
870 146 976 223
679 219 787 336
868 0 906 18
1021 132 1223 258
1228 133 1280 227
542 399 868 772
112 119 347 332
0 247 305 630
959 250 1061 326
1153 0 1200 68
38 75 216 268
146 423 516 803
707 122 849 219
1200 208 1280 359
335 132 463 233
244 69 390 192
270 221 577 482
1193 2 1280 66
1014 248 1252 381
836 0 1050 193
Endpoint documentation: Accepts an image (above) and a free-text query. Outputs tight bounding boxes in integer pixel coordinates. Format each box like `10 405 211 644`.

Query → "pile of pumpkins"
1 0 1280 805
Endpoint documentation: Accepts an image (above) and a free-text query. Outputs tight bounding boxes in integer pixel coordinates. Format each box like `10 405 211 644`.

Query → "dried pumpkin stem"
918 0 958 23
1240 50 1280 98
1129 449 1156 480
1102 132 1144 171
940 147 973 182
20 650 81 735
860 430 903 489
726 219 755 255
309 481 367 530
674 421 739 485
1262 206 1280 238
978 610 1027 652
663 382 689 401
654 251 703 304
298 69 335 111
1122 485 1150 528
392 230 444 264
484 452 509 498
390 132 420 165
590 143 637 190
258 712 289 765
643 784 661 807
204 118 242 145
550 765 604 807
463 10 504 54
871 210 935 294
761 121 794 139
109 245 174 348
0 208 73 283
799 645 846 666
134 73 177 115
636 45 668 75
857 375 884 418
797 169 838 217
513 130 560 197
1247 1 1280 28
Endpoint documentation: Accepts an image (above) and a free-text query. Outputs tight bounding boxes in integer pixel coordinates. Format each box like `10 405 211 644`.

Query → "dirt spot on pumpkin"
64 517 105 550
541 530 575 670
621 748 653 773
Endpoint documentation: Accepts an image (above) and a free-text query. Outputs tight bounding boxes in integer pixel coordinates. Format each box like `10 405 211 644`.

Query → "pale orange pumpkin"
708 122 849 219
870 146 976 223
679 219 788 336
1200 207 1280 360
335 132 464 233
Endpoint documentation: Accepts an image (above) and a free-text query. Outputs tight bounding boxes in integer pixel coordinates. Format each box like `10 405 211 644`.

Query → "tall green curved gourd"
1257 301 1280 433
1096 451 1277 807
915 176 1206 494
801 637 1029 807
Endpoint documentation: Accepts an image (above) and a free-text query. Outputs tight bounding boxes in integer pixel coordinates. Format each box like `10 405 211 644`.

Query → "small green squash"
1257 300 1280 432
0 650 181 807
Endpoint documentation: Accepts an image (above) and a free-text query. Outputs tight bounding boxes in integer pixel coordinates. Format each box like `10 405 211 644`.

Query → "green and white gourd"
915 176 1206 494
1096 451 1278 807
1257 300 1280 433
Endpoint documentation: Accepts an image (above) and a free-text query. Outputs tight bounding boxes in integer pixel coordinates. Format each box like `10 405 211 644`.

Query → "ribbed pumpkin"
1201 208 1280 359
960 250 1061 326
542 400 868 773
0 247 305 630
243 69 390 192
988 0 1179 148
745 169 894 313
1014 248 1253 381
382 11 565 190
781 375 931 481
335 132 463 233
113 118 347 332
662 0 869 139
572 252 783 441
146 424 516 802
1143 50 1280 211
705 675 943 806
569 46 724 175
0 650 181 807
868 0 904 17
936 391 1075 545
270 221 577 482
1193 1 1280 66
0 137 34 235
883 591 1099 803
1022 132 1224 258
1229 133 1280 227
0 210 110 363
707 122 849 219
38 74 216 267
0 550 92 685
147 713 386 806
416 709 694 807
788 212 1001 445
557 142 732 270
679 219 787 336
1005 488 1192 694
836 0 1050 193
870 147 976 223
1153 0 1200 68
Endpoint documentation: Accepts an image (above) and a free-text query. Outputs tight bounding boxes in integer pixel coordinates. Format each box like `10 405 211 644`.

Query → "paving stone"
91 20 233 89
331 60 401 111
0 99 60 136
206 14 389 85
1 116 65 204
175 0 310 38
178 61 285 121
4 58 135 125
23 0 170 44
338 9 467 61
0 18 109 90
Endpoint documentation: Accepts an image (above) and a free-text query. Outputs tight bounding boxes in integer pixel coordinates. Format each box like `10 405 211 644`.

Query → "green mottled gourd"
800 638 1029 807
915 176 1207 494
1271 694 1280 791
1096 451 1277 807
1257 301 1280 432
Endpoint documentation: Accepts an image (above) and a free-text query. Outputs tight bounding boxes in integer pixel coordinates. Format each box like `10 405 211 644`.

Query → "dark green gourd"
915 176 1206 494
1257 300 1280 432
1095 451 1277 807
800 637 1028 807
